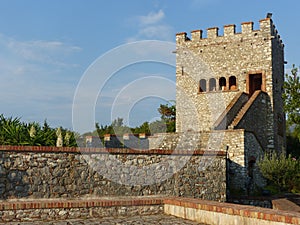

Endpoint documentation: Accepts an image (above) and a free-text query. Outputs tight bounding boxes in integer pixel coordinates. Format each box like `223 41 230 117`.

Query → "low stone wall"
164 197 300 225
0 196 164 222
0 145 226 202
1 196 299 224
272 198 300 213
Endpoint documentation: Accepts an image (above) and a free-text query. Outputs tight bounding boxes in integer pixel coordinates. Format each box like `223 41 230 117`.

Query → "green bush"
258 153 300 193
0 114 77 147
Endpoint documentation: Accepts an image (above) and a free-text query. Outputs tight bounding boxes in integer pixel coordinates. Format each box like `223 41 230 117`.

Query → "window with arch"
199 79 206 92
229 76 237 90
219 77 226 91
209 78 216 91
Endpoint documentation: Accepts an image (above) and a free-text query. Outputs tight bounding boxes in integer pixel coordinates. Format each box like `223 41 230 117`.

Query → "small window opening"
199 79 206 92
229 76 237 90
219 77 226 91
209 78 216 92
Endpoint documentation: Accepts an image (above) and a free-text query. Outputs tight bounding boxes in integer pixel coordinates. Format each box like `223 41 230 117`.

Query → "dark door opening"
249 73 262 96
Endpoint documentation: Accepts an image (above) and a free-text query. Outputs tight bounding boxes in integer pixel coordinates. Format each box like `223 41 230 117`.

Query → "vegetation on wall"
0 114 77 147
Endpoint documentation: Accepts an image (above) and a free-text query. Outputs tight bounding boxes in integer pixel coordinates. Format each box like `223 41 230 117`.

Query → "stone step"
228 90 262 129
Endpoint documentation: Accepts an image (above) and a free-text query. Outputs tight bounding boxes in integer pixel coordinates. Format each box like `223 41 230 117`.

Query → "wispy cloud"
126 10 174 42
4 36 81 67
0 33 82 127
138 9 165 25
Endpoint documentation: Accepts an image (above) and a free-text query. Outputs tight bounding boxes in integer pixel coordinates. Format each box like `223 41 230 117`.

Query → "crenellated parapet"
176 18 284 48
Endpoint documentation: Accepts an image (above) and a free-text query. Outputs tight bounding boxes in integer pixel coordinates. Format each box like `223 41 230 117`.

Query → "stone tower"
175 16 285 153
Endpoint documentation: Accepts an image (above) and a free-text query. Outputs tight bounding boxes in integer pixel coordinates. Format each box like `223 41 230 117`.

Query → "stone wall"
148 130 265 194
0 146 226 202
244 132 267 190
235 91 272 151
86 135 149 149
271 20 286 153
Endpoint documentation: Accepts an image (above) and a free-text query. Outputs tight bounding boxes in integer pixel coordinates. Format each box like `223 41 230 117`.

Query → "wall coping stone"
0 196 165 210
0 145 226 156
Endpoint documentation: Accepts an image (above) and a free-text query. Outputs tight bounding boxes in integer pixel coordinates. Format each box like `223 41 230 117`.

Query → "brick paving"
0 214 206 225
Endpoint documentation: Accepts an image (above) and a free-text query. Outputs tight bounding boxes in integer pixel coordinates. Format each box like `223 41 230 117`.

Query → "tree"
283 65 300 157
90 102 177 139
158 103 176 121
157 102 176 132
283 65 300 136
110 117 131 135
132 122 150 135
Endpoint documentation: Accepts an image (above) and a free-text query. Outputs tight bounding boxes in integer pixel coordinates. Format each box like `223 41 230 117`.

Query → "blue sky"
0 0 299 133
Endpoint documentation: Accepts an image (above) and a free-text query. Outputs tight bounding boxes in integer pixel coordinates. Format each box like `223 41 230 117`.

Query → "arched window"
199 79 206 92
209 78 216 91
229 76 237 90
219 77 226 91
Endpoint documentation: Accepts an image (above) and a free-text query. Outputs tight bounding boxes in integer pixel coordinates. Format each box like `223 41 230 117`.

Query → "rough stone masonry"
173 16 285 194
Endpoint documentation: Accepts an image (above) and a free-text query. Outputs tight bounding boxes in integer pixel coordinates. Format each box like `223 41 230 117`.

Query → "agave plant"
0 114 28 145
0 115 76 146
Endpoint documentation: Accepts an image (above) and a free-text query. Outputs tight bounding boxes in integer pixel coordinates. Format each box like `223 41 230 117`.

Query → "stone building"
172 15 286 194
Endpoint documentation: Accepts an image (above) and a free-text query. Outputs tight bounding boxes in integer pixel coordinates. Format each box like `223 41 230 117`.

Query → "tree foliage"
92 102 176 138
283 65 300 157
258 153 300 192
283 65 300 126
157 103 176 133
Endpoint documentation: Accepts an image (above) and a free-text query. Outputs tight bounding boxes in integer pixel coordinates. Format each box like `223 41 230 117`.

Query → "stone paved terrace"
0 214 205 225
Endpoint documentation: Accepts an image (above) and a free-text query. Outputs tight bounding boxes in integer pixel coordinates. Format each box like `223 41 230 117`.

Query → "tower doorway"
248 73 262 96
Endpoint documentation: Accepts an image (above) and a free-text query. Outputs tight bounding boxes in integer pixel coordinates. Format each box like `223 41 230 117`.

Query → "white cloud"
138 9 165 26
5 37 81 67
126 10 174 42
137 25 173 40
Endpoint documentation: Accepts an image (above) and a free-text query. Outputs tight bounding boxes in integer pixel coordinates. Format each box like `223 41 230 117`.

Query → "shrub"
258 152 300 193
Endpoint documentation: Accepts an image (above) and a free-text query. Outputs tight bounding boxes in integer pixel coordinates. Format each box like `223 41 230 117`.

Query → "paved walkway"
0 214 206 225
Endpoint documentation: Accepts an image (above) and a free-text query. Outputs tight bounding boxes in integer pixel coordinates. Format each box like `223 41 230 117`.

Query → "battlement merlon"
176 32 189 43
224 24 236 36
176 18 284 47
191 30 203 40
